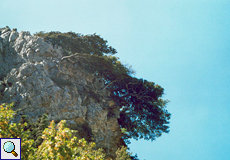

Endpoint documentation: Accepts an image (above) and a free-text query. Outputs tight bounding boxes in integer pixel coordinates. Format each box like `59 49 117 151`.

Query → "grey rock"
0 81 5 92
1 30 11 44
0 28 122 159
0 41 3 53
9 31 19 42
1 27 10 34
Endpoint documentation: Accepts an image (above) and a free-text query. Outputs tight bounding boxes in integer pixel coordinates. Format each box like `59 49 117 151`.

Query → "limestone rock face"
0 27 122 158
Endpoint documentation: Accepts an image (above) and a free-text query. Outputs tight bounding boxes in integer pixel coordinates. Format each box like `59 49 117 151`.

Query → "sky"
1 0 230 159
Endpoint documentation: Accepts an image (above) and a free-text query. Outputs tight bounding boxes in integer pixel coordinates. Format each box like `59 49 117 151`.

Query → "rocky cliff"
0 26 123 159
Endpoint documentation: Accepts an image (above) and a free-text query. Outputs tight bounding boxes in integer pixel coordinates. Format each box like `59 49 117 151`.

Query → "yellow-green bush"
34 120 106 160
0 102 36 159
0 102 133 160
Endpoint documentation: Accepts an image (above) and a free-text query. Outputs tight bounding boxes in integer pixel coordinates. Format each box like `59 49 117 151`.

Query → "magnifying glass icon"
3 141 18 157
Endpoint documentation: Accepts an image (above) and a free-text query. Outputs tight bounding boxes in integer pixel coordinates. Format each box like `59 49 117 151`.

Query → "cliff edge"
0 26 123 159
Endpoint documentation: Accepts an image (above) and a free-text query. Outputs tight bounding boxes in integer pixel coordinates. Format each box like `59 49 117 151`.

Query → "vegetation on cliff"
0 30 170 159
0 102 135 160
34 31 171 145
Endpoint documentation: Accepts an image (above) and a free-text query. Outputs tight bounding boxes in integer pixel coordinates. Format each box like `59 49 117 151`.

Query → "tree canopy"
34 31 117 56
34 31 171 146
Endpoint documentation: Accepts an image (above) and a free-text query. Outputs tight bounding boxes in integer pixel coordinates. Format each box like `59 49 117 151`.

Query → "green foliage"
35 30 170 143
121 128 128 135
115 146 132 160
34 120 106 160
34 31 171 157
115 77 171 143
19 113 50 148
71 52 171 144
0 103 37 159
34 31 117 56
0 102 135 160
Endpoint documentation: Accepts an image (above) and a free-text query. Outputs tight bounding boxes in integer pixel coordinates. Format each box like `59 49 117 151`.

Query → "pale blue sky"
1 1 230 159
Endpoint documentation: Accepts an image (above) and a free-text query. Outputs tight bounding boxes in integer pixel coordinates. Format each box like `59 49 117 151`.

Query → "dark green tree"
35 31 171 150
19 113 50 148
31 113 49 148
19 115 34 132
34 31 117 56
